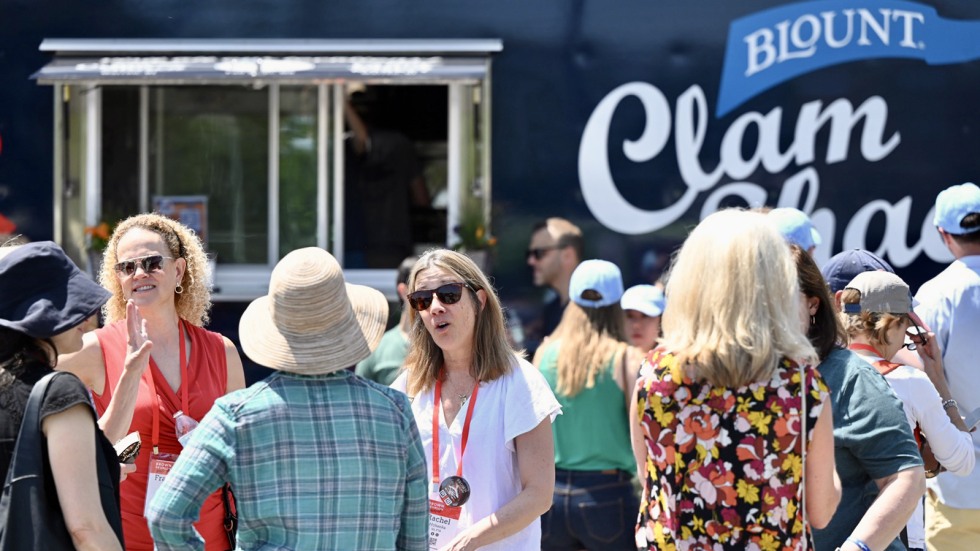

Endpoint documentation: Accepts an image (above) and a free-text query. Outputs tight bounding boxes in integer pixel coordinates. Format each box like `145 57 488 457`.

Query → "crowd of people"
0 181 977 551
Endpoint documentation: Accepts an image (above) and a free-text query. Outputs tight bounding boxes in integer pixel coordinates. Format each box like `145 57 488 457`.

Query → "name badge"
144 452 179 515
428 494 462 550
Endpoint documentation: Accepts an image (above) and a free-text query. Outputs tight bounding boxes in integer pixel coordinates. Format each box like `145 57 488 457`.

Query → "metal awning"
33 39 502 85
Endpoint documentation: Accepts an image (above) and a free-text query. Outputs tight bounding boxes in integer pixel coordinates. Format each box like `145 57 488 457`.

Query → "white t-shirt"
915 255 980 510
855 354 975 548
392 356 561 551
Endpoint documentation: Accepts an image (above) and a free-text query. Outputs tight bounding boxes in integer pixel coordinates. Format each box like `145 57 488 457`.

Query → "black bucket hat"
0 241 112 339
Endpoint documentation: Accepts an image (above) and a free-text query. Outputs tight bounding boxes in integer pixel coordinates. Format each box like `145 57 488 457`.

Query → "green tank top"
538 342 635 472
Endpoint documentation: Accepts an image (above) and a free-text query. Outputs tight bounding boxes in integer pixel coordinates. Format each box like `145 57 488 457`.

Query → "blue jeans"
541 468 639 551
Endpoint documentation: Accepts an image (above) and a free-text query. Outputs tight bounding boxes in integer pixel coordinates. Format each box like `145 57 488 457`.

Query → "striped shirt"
147 369 428 550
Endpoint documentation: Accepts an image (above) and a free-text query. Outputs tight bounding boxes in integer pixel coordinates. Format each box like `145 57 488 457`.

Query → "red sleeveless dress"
94 320 229 551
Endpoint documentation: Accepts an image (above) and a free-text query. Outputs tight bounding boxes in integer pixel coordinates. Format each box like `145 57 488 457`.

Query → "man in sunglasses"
913 182 980 551
524 218 583 357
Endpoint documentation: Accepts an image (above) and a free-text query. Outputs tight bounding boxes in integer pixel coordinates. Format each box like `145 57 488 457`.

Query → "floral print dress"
635 348 828 551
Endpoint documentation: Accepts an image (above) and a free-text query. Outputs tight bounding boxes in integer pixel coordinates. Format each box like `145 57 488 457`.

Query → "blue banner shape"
717 0 980 117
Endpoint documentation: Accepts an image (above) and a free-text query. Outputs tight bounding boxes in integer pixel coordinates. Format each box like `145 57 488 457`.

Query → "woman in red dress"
62 213 245 551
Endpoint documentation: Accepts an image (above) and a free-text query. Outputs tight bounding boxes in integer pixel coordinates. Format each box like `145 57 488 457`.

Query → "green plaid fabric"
147 370 428 550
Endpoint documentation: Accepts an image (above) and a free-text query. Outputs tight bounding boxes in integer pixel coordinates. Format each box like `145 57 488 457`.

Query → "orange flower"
85 222 111 241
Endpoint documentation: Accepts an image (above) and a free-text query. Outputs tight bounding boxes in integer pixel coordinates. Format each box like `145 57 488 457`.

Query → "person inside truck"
343 87 431 269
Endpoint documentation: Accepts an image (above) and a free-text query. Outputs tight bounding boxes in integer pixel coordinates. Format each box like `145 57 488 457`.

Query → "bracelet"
942 399 959 411
846 537 872 551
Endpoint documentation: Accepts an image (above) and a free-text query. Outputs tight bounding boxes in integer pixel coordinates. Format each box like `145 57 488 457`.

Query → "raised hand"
124 299 153 375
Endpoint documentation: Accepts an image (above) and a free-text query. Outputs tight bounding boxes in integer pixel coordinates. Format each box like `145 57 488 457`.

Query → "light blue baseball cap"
934 182 980 235
768 208 821 250
569 259 624 309
621 285 666 318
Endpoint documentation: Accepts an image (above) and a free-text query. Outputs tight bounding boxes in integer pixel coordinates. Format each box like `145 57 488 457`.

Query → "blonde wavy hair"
99 213 212 326
838 289 909 348
547 301 628 397
403 249 521 396
659 209 816 387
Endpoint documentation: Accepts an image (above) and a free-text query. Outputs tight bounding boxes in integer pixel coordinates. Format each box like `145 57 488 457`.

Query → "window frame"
42 39 499 300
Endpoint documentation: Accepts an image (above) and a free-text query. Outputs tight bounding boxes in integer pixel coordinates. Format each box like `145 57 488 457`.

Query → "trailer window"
39 40 498 299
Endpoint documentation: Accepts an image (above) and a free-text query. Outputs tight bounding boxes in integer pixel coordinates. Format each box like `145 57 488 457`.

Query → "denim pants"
541 468 640 551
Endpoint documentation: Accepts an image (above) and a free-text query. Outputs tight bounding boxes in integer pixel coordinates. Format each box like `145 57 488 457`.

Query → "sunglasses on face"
407 282 470 311
114 254 172 277
526 245 563 261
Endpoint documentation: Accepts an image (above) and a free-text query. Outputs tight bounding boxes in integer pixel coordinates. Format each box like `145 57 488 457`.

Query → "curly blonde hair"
98 213 212 326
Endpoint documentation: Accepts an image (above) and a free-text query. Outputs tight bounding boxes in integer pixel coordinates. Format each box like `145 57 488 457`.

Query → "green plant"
452 205 496 251
84 221 114 252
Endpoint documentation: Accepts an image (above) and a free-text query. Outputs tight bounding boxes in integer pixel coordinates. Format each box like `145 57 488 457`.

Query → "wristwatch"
942 398 959 411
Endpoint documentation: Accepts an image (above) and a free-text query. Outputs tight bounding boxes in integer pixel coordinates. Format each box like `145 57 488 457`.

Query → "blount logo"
716 0 980 116
744 8 924 77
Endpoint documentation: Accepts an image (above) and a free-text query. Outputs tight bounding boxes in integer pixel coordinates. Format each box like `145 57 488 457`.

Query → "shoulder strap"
6 372 62 482
800 361 809 551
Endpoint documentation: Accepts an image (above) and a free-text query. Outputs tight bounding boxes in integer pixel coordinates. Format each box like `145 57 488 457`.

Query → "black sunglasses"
408 282 470 311
114 254 172 277
904 321 928 351
526 245 563 261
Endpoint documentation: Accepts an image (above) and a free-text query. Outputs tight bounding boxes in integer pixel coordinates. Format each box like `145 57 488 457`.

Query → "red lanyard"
145 321 189 453
848 343 901 375
431 375 480 488
848 343 883 357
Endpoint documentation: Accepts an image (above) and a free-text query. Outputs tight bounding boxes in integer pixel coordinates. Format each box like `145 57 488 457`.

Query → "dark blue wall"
2 1 979 377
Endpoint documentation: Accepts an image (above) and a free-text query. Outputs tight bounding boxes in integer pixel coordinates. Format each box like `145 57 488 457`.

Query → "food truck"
1 0 978 375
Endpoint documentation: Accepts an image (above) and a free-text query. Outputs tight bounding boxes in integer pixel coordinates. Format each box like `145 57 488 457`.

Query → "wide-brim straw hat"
239 247 388 375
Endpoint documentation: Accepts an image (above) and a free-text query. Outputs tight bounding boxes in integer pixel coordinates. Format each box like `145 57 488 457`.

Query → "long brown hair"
790 245 846 360
547 301 628 397
403 249 521 396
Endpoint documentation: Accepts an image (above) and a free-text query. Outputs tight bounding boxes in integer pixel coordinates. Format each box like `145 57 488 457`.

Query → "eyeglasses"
407 282 470 311
904 321 928 351
114 254 172 277
526 245 563 261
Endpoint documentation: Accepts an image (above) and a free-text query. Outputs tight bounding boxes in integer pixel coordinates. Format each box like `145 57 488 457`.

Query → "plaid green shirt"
147 370 428 550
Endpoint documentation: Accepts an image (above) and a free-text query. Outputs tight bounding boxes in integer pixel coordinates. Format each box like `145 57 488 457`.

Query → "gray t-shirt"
810 347 923 551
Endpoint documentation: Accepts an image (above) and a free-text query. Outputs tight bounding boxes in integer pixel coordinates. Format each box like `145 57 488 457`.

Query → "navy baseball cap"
0 242 111 339
821 249 895 294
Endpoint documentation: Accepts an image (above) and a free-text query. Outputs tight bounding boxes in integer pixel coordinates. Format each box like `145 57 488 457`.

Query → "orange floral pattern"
635 348 828 551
